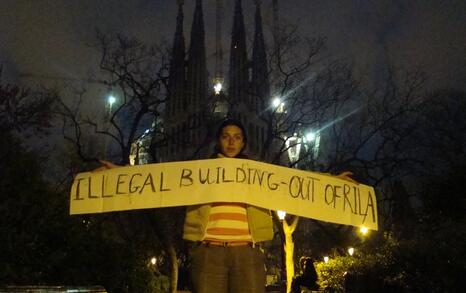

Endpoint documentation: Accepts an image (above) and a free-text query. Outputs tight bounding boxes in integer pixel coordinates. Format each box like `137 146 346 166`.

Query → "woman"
95 118 354 292
291 256 319 293
183 118 273 293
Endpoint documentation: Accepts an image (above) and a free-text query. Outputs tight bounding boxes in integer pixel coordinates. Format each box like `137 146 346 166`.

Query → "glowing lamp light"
305 132 316 142
150 257 157 265
360 226 369 235
108 95 116 106
272 97 285 113
348 247 354 256
214 82 223 95
324 256 329 263
277 210 287 220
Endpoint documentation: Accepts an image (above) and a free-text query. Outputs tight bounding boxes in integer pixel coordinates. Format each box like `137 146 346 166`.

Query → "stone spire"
271 0 280 90
186 0 207 110
214 0 224 84
228 0 249 106
168 0 186 116
251 0 269 110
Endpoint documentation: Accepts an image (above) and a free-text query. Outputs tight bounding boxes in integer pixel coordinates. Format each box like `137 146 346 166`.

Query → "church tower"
186 0 207 112
228 0 249 107
162 0 209 161
160 0 271 161
167 0 186 118
251 0 270 112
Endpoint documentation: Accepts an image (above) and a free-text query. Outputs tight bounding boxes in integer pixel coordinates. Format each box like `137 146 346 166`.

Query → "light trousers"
189 244 266 293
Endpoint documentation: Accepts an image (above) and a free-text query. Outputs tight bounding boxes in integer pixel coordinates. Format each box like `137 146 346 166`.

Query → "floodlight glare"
108 95 116 106
214 82 223 95
306 132 316 142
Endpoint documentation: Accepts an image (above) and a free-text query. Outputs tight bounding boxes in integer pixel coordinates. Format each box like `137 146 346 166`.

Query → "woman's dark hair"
215 118 248 144
212 118 248 158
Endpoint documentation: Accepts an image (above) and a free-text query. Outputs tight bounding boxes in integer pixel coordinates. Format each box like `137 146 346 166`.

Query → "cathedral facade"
157 0 271 162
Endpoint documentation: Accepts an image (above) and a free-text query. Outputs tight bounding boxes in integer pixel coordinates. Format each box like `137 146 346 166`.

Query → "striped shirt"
203 202 252 242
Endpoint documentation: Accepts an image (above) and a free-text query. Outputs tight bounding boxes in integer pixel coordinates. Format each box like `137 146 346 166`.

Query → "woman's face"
219 125 245 158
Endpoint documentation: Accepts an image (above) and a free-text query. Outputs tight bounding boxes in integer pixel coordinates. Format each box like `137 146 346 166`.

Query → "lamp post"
280 129 321 292
272 97 285 113
278 132 303 293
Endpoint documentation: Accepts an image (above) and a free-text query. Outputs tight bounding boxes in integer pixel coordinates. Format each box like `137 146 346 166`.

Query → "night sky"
1 0 465 91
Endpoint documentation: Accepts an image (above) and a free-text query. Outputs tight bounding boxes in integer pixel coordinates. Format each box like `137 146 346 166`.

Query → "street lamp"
348 247 355 256
285 134 302 166
107 94 116 107
359 226 369 236
106 94 117 120
324 256 329 263
286 129 321 170
280 131 307 292
272 97 285 113
302 130 321 162
281 128 321 291
214 82 223 95
107 94 117 117
305 131 316 142
150 257 157 266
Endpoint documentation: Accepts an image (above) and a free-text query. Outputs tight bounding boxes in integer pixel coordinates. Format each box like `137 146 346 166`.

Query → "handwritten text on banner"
70 158 378 230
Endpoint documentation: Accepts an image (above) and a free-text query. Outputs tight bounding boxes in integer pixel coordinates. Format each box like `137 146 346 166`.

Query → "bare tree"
56 33 187 293
57 32 170 165
247 20 433 264
0 68 55 136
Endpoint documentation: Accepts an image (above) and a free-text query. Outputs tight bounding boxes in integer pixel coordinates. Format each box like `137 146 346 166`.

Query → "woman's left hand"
335 171 359 184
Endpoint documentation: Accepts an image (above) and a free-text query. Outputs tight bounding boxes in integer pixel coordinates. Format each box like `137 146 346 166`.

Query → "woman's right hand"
92 159 121 172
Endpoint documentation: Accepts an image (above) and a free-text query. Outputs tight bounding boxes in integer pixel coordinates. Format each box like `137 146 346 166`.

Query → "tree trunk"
167 243 178 293
283 216 299 293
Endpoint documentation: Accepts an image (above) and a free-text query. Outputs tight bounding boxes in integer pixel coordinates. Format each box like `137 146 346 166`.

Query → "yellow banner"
70 158 378 230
